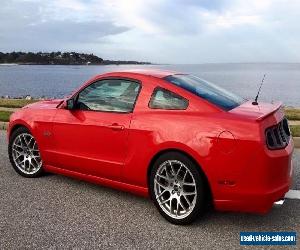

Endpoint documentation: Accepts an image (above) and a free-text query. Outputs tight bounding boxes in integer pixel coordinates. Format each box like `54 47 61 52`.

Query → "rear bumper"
214 183 290 213
214 139 293 214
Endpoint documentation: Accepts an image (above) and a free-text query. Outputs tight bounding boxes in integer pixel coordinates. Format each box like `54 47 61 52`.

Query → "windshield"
164 74 244 111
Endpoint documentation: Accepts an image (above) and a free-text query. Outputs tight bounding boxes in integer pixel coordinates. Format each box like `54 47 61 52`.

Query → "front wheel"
149 152 206 225
8 127 44 178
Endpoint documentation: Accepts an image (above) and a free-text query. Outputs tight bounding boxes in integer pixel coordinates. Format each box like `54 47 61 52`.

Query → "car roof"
100 69 180 79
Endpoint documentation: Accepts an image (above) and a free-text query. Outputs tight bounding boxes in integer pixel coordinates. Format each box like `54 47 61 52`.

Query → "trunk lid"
229 101 284 121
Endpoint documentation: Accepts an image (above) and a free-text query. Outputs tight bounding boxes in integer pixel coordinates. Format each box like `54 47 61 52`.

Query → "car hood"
23 99 64 110
229 100 283 121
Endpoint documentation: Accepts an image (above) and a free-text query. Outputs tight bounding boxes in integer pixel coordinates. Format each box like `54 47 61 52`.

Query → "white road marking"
285 190 300 200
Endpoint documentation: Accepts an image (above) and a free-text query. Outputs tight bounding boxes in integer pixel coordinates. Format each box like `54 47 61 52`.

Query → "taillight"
265 118 290 150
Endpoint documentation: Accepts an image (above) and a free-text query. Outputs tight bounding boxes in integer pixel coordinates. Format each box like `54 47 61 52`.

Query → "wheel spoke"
157 173 168 181
14 153 23 161
176 200 180 216
22 134 29 147
183 195 192 207
168 160 176 176
24 160 29 171
170 198 173 213
165 168 173 179
183 191 196 196
29 160 37 170
179 199 187 213
156 189 168 199
27 137 33 148
154 179 168 189
182 182 195 186
176 165 182 178
12 147 21 154
13 144 23 150
159 198 170 206
31 157 39 167
183 170 188 182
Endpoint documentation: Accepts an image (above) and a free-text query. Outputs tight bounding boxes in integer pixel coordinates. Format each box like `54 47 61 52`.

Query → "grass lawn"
0 98 37 108
284 108 300 120
0 111 13 122
290 125 300 137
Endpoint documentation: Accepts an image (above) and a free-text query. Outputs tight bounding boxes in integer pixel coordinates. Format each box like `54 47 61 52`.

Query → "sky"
1 0 300 63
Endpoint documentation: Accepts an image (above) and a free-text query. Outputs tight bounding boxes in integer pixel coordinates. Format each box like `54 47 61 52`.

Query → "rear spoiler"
256 102 282 121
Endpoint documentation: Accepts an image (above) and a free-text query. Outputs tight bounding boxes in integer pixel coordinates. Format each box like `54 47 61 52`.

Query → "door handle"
108 123 125 131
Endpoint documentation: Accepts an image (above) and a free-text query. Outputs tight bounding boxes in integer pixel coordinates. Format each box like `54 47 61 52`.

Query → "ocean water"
0 63 299 106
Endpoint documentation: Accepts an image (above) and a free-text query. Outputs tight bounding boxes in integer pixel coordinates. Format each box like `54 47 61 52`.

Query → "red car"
7 69 293 224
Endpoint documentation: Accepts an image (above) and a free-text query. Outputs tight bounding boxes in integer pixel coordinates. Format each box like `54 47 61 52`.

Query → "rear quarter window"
149 88 188 110
164 74 244 111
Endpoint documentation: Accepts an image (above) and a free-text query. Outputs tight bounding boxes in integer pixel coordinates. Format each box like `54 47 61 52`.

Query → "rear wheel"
8 127 43 178
149 152 205 224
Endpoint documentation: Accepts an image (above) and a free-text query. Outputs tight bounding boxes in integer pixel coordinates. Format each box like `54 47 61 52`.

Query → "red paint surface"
8 70 293 213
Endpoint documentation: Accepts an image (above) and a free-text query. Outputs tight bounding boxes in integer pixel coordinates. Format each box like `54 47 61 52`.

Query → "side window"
149 88 188 110
77 79 140 113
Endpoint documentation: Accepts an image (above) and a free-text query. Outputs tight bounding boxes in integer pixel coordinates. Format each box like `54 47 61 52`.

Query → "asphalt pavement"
0 130 299 249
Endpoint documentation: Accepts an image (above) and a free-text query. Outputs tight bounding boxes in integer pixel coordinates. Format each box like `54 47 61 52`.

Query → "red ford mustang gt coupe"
7 69 293 224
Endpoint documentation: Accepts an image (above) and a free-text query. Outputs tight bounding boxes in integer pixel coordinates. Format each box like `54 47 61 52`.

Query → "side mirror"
66 98 75 110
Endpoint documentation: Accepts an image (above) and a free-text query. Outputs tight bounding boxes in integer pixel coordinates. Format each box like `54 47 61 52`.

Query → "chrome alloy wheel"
154 160 197 219
12 133 42 175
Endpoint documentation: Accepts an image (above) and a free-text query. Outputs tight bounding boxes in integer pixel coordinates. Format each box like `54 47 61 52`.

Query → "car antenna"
252 74 266 105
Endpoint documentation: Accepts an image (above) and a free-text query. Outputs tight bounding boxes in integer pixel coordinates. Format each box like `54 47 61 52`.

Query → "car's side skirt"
44 165 149 197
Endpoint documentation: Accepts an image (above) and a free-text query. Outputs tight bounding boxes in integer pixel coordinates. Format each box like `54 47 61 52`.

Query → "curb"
0 107 17 112
289 120 300 125
294 137 300 148
0 122 7 130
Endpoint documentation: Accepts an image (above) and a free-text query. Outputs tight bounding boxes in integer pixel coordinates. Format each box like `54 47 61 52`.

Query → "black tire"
8 126 44 178
149 152 206 225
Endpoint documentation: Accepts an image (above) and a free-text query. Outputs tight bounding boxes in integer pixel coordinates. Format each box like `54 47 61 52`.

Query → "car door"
48 78 141 181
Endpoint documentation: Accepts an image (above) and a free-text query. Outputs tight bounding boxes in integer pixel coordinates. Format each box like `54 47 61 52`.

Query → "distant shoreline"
0 63 151 66
0 51 151 65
